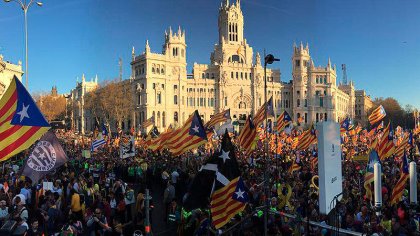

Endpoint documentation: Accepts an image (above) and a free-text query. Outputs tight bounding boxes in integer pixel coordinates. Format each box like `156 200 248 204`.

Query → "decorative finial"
82 74 85 82
255 52 261 66
145 40 150 53
132 46 135 61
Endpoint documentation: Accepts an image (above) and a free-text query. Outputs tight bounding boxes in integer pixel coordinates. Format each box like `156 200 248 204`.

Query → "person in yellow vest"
70 188 83 222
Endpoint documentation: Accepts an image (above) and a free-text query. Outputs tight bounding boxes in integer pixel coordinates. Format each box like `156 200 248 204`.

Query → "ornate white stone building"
129 0 371 132
70 74 98 134
0 55 23 98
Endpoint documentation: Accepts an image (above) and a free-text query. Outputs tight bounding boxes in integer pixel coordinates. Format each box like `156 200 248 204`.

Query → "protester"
0 127 417 236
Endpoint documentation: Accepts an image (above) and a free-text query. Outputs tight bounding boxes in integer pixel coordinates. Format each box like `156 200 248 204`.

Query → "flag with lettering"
22 131 68 183
120 135 135 159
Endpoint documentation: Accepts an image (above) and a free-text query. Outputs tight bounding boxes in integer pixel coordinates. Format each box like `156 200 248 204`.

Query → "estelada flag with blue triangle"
0 76 50 161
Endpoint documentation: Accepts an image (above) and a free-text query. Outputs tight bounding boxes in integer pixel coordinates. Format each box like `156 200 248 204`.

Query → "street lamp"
263 53 279 236
4 0 43 89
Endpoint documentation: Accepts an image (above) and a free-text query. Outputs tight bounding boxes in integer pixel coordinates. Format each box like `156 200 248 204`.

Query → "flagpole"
263 49 268 236
263 52 279 236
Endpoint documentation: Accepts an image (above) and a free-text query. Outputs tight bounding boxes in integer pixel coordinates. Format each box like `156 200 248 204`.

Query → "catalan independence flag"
390 153 409 205
394 135 409 161
0 76 50 161
141 116 155 129
377 122 395 160
340 118 351 134
296 124 317 150
211 177 248 229
205 109 230 128
276 111 292 132
368 105 386 125
166 110 207 156
364 150 380 201
238 116 257 154
253 97 274 127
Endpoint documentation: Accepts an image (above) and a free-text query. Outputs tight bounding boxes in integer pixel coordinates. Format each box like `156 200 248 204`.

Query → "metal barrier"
209 207 364 236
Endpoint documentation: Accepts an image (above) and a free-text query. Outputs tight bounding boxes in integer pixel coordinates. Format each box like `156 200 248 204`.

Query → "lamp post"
263 53 279 236
4 0 43 89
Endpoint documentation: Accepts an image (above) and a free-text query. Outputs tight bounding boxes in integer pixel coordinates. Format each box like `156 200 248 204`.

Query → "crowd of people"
0 126 419 236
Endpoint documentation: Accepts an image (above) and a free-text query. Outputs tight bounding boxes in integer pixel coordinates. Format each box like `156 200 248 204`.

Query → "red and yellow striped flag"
394 135 409 161
0 77 50 161
253 97 274 127
238 116 257 154
390 154 409 205
296 125 317 150
205 109 230 128
165 111 207 156
211 177 248 229
276 111 292 132
368 105 386 125
376 123 395 160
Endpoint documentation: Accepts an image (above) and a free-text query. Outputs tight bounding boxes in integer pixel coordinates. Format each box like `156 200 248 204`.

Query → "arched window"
157 112 161 127
140 111 144 124
152 65 155 73
231 55 241 63
297 99 300 107
161 67 164 74
239 102 246 109
162 112 166 127
174 95 178 105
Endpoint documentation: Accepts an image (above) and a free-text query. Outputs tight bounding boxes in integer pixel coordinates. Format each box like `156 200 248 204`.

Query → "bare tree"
34 92 66 122
84 79 133 131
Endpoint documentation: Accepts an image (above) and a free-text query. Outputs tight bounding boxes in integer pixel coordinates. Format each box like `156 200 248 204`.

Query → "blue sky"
1 0 419 108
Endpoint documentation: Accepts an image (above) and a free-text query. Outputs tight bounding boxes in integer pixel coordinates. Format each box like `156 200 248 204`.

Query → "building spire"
82 74 85 82
145 40 150 54
132 46 135 61
327 57 331 69
225 0 229 7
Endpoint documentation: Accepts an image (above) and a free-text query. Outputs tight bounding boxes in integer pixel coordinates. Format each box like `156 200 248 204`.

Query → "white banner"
317 122 343 215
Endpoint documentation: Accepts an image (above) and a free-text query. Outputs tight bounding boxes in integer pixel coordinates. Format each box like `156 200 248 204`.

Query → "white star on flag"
235 188 245 199
192 125 200 133
16 103 30 122
219 150 230 163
